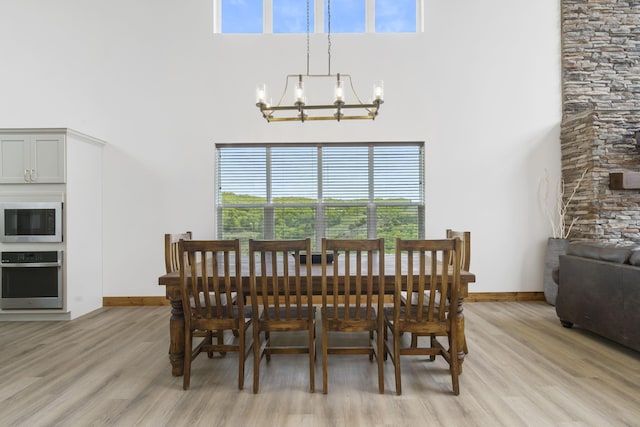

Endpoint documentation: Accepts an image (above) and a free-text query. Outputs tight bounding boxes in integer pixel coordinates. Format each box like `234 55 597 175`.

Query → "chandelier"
255 0 384 123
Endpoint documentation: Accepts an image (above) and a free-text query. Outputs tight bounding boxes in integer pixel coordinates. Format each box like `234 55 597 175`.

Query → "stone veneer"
560 0 640 243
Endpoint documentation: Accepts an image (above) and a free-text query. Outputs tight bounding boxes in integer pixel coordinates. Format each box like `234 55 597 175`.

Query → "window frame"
213 0 424 34
214 141 425 252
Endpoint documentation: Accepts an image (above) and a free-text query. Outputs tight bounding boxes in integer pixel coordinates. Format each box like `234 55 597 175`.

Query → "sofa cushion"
567 242 600 259
566 242 634 264
599 246 635 263
630 249 640 266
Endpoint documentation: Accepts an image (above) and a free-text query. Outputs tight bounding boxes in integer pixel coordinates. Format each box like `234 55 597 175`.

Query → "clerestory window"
214 0 422 34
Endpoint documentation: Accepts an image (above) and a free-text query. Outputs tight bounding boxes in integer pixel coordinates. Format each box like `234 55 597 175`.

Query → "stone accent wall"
560 110 640 242
562 0 640 115
560 1 640 243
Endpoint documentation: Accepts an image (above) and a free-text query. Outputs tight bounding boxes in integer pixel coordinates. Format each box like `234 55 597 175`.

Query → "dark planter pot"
543 237 568 305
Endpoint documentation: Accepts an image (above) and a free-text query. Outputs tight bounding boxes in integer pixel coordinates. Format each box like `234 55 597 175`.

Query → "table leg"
455 297 465 374
168 299 185 376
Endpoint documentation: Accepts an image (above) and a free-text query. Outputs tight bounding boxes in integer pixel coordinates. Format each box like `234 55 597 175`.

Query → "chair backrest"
394 238 461 322
179 239 244 327
248 239 313 321
165 231 192 274
321 238 385 323
446 229 470 271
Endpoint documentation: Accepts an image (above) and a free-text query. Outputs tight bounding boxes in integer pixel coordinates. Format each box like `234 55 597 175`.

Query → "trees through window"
215 142 425 253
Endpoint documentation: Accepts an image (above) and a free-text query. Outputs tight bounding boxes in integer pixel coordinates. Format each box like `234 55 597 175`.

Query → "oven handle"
1 262 61 268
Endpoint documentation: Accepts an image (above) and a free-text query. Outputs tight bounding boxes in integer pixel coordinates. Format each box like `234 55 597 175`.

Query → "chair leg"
238 324 245 390
410 332 418 348
450 332 460 396
309 321 315 393
394 325 402 395
217 330 226 356
205 330 214 358
322 320 328 394
429 335 437 361
183 330 192 390
369 330 374 362
253 325 261 393
377 326 384 394
265 331 271 362
383 320 389 361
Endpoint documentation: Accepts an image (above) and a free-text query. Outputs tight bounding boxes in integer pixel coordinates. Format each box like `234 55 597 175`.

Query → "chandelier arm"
274 75 292 107
266 115 375 122
266 103 378 111
345 74 375 114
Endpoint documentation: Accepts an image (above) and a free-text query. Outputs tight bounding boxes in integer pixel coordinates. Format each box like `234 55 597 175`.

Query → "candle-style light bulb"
373 80 384 102
335 75 345 105
256 83 267 105
295 76 305 105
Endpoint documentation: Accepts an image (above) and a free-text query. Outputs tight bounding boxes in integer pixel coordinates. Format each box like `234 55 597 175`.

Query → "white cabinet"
0 128 105 321
0 132 65 183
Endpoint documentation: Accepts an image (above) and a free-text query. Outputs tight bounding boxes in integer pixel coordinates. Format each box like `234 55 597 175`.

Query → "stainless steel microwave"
0 202 63 243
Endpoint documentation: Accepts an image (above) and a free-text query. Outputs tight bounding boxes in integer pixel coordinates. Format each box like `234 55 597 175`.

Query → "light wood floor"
0 302 638 427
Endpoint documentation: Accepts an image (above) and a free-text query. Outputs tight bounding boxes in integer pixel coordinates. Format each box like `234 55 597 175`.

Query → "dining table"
157 255 476 377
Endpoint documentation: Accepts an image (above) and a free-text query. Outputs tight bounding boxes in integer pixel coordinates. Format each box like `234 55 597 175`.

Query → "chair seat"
191 304 253 319
323 305 378 319
400 290 447 307
261 306 316 320
189 291 237 308
384 305 443 319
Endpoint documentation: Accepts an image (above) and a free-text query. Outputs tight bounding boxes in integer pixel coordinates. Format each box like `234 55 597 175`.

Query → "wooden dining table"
157 255 476 377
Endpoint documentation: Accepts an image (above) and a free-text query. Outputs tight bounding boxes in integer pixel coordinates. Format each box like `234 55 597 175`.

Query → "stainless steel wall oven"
1 251 63 309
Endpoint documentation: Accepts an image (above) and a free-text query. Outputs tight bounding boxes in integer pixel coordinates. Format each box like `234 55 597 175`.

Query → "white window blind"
216 142 424 252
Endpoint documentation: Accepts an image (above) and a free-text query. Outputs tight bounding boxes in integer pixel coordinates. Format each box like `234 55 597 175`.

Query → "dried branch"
540 168 588 239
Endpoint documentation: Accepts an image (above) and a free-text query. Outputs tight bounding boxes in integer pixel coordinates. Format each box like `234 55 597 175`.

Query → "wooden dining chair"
321 238 385 394
249 238 316 393
446 229 470 272
165 231 192 274
446 229 470 354
166 231 239 338
384 237 462 395
179 239 252 390
407 230 471 354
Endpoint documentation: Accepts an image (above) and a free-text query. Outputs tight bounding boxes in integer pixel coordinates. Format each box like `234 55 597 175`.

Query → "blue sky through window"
376 0 415 33
325 0 365 33
222 0 263 33
220 0 417 34
274 0 315 33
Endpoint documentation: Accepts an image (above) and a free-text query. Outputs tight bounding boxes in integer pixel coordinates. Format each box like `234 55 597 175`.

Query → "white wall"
0 0 562 296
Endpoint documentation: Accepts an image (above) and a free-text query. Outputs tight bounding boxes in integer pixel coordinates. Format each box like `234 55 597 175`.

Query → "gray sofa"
556 241 640 352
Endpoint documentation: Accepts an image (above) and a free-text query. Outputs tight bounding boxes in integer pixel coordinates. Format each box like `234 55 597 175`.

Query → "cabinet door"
31 134 65 183
0 134 30 183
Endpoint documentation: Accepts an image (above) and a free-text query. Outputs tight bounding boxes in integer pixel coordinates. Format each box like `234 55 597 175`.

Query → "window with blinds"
215 142 424 252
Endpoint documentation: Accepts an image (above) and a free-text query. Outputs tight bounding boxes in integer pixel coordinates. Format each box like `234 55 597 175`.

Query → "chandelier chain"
306 0 310 76
327 0 332 75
